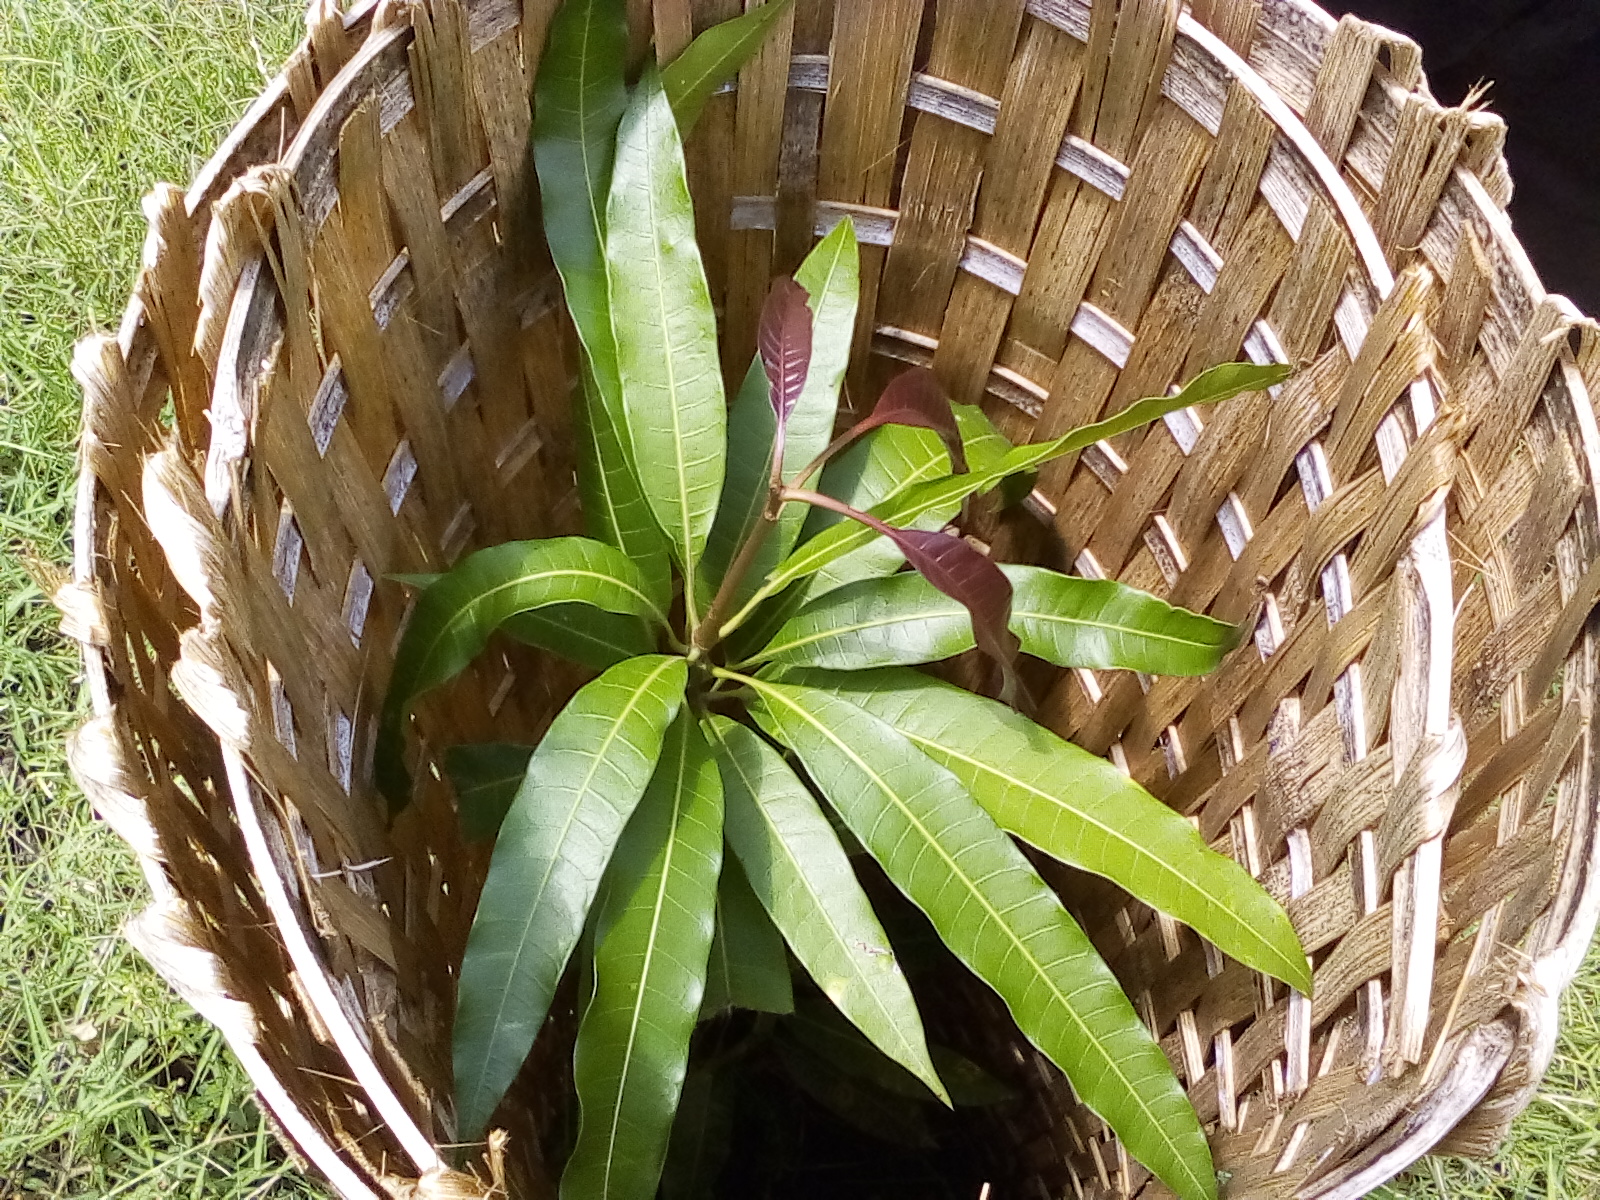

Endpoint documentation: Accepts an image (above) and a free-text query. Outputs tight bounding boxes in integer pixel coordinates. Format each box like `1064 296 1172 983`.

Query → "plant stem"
691 499 780 657
710 490 884 647
789 426 864 491
715 585 774 647
779 487 885 532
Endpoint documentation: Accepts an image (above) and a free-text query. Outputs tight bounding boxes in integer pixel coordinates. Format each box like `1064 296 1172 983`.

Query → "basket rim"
69 1 1600 1197
69 5 406 1198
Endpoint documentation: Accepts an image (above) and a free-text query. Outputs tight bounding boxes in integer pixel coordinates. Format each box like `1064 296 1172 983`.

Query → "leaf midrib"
896 721 1300 983
575 2 608 278
601 721 691 1197
1014 603 1231 652
631 96 700 616
748 678 1204 1199
464 657 679 1119
706 722 931 1081
420 563 663 685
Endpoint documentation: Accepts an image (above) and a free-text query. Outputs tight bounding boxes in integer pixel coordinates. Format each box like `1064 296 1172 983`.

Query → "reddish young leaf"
842 507 1022 705
759 277 814 435
892 528 1020 699
851 368 967 473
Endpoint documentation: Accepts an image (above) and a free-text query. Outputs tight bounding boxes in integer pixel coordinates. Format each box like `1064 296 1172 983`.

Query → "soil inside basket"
714 1066 994 1199
660 884 1015 1199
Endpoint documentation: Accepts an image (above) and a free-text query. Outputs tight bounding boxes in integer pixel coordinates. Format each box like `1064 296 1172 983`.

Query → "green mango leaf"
698 359 772 610
533 0 668 580
534 0 626 361
453 655 688 1140
752 566 1238 675
702 855 795 1017
842 368 970 472
659 1060 735 1200
662 0 795 132
574 361 671 594
702 716 944 1103
444 743 531 842
784 997 1013 1108
502 601 657 672
375 538 669 809
773 1038 936 1150
564 711 724 1200
390 572 440 588
703 219 860 608
788 513 945 612
930 1046 1016 1108
798 667 1313 995
606 68 726 616
740 674 1216 1200
802 402 1010 540
1006 568 1240 674
783 404 1012 609
753 362 1292 617
752 571 969 671
823 522 1023 706
721 398 1010 669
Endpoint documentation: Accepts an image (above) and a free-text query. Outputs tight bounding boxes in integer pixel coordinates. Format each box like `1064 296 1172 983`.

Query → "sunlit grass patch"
1 2 325 1195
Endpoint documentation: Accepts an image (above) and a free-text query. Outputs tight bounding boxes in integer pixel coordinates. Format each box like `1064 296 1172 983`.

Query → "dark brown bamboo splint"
65 0 1600 1196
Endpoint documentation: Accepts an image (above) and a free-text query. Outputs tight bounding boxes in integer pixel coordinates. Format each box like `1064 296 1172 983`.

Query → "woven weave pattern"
66 1 1600 1197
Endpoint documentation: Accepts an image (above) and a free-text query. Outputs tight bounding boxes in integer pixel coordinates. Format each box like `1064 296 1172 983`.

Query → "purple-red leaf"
759 277 814 433
845 508 1021 705
891 529 1019 698
850 368 967 473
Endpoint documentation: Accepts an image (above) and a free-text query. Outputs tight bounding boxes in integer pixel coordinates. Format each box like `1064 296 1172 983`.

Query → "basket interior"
73 1 1600 1197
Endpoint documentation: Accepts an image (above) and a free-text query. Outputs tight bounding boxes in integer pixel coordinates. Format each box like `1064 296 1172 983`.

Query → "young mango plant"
374 2 1308 1198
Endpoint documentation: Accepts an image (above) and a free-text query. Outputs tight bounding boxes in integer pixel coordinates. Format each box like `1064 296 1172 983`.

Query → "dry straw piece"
64 0 1600 1195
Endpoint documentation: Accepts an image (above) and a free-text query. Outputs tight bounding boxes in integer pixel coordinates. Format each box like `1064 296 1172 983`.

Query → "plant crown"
375 4 1305 1197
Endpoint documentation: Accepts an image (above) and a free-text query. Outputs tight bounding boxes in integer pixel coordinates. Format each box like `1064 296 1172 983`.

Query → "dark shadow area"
1331 1 1600 314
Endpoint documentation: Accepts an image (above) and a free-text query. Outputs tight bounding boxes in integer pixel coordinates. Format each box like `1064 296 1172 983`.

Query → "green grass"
1370 940 1600 1200
0 1 1596 1197
1 1 327 1195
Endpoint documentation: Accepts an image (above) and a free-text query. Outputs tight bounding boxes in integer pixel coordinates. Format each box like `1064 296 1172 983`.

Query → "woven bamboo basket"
64 0 1600 1195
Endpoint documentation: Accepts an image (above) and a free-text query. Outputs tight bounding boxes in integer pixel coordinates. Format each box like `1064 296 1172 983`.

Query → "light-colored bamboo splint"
64 0 1600 1196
